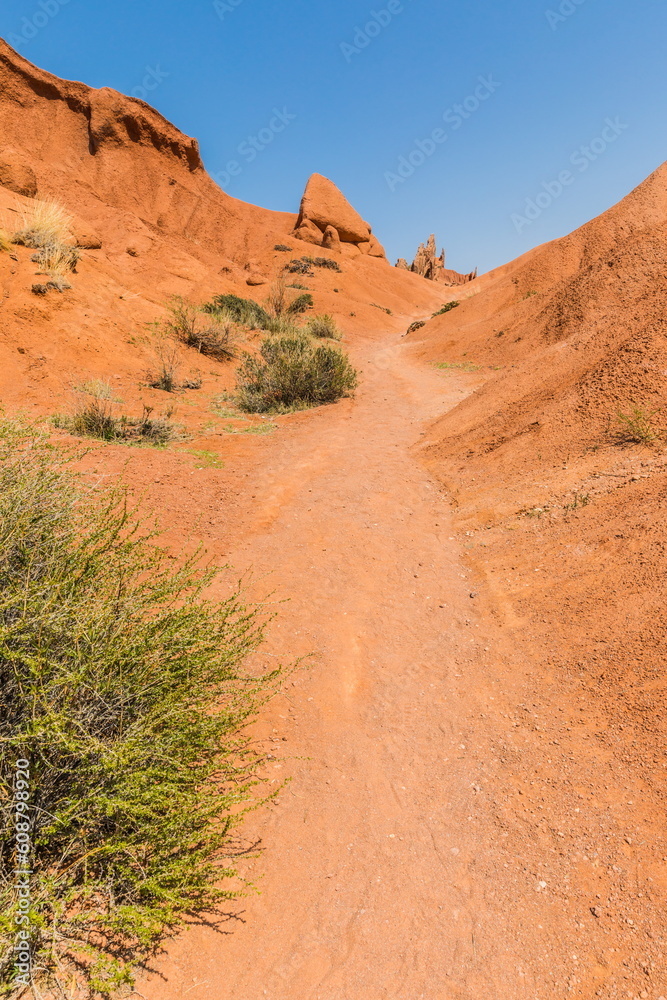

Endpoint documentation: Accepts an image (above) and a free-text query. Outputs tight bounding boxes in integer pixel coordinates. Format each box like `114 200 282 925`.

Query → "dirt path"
138 330 657 1000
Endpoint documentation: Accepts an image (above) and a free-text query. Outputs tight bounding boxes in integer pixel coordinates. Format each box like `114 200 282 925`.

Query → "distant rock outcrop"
397 234 476 286
293 174 386 259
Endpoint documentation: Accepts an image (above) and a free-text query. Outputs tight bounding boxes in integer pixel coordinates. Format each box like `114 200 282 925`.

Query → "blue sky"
2 0 665 274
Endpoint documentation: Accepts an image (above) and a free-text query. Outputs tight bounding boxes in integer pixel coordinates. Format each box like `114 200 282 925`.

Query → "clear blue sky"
2 0 665 273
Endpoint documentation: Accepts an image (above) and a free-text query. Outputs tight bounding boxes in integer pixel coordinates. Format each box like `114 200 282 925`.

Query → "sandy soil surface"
134 327 667 1000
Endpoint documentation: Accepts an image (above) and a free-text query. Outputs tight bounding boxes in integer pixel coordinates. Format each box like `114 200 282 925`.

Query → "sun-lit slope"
410 159 667 767
408 160 667 509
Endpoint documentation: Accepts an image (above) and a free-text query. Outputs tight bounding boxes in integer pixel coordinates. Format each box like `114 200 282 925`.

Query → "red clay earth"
1 38 667 1000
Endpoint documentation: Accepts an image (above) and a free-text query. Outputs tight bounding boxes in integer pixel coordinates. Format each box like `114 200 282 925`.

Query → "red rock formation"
398 233 476 285
293 173 387 259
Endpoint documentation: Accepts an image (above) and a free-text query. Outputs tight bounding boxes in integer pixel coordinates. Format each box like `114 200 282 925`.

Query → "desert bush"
31 242 80 282
203 293 270 330
162 297 236 361
0 417 274 996
406 320 426 335
432 301 460 317
148 339 181 392
284 258 314 276
13 200 72 250
310 256 342 272
615 405 661 444
236 332 357 413
305 313 341 340
273 244 292 252
54 399 177 445
287 292 314 315
0 230 11 254
265 276 313 322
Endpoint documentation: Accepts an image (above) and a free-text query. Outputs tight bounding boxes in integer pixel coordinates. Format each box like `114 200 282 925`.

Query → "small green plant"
236 333 357 413
523 290 538 299
304 314 341 340
432 301 460 318
274 244 293 252
188 448 225 468
371 303 392 315
0 417 275 996
615 405 661 444
432 360 480 373
564 493 591 511
407 320 426 335
288 282 310 290
222 422 276 435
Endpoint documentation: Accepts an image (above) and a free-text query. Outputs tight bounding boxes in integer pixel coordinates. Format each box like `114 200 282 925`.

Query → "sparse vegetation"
432 301 460 317
285 258 314 276
236 333 357 413
274 244 292 252
564 493 591 511
0 416 274 996
188 448 225 468
615 404 661 445
54 398 177 445
432 360 480 373
162 296 236 361
407 320 426 335
0 230 11 254
304 313 341 340
371 303 392 315
310 256 342 272
148 339 181 392
202 293 270 330
13 199 72 249
287 292 314 315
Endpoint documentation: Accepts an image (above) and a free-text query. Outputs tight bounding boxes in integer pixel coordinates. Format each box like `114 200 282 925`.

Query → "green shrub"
311 257 342 272
284 259 314 276
432 300 460 317
0 418 275 996
305 314 341 340
287 293 314 315
236 333 357 413
406 320 426 335
203 294 270 330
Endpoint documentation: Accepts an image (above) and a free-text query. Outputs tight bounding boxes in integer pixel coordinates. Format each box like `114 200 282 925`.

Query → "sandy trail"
139 331 626 1000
